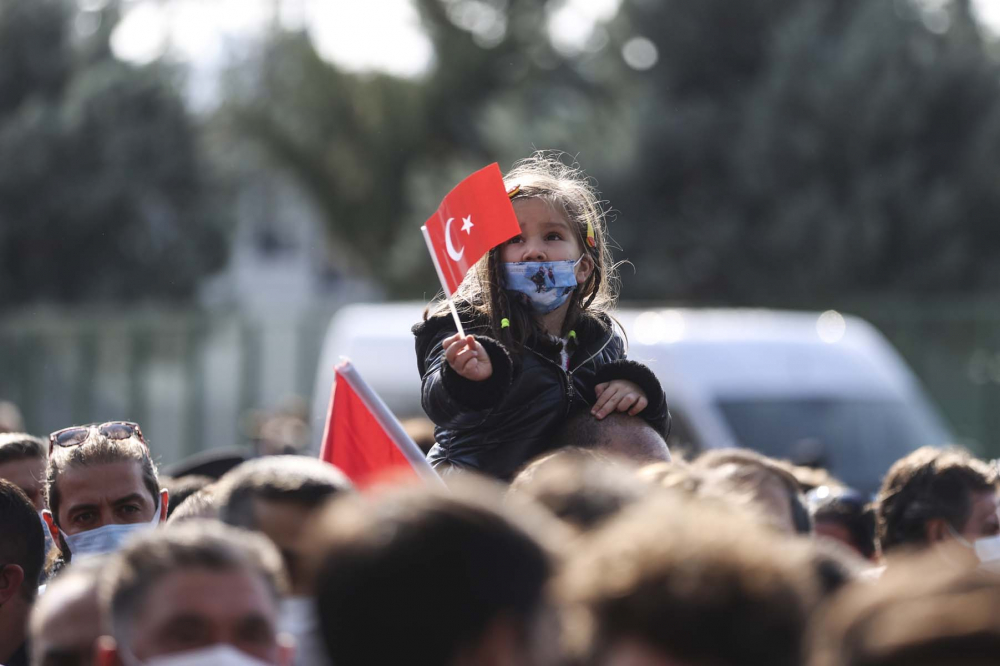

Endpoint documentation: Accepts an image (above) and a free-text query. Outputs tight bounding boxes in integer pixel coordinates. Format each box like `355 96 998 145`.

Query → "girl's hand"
442 333 493 382
592 380 648 419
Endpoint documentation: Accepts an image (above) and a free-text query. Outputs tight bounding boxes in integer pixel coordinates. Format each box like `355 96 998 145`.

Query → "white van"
311 304 952 493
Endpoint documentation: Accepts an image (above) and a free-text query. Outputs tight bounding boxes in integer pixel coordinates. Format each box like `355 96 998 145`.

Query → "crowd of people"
1 412 1000 666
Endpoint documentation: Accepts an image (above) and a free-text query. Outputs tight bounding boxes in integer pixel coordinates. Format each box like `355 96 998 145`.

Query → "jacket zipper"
527 328 615 418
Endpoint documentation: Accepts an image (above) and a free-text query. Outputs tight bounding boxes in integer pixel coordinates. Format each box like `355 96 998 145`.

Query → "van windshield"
715 398 947 494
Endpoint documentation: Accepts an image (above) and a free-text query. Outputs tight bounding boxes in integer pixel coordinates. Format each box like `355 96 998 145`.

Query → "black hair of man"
160 475 213 520
876 446 996 555
509 448 649 533
310 485 552 666
810 488 876 559
0 480 44 601
215 456 352 530
0 434 44 466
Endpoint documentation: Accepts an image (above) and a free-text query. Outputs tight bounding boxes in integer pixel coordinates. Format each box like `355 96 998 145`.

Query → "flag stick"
420 224 466 338
336 359 444 486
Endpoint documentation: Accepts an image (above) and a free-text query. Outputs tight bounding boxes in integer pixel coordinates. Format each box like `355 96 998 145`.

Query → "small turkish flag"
421 163 521 295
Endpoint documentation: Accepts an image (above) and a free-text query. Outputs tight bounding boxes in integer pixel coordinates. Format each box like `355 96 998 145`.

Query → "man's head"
308 484 557 666
161 475 213 520
876 447 997 558
43 427 167 562
215 456 352 595
808 486 876 560
0 433 46 511
0 479 45 662
30 558 106 666
556 412 670 465
561 494 817 666
695 448 812 535
509 448 649 533
809 552 1000 666
97 521 291 666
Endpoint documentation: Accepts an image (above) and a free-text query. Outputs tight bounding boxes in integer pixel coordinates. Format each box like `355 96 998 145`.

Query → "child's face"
503 198 594 284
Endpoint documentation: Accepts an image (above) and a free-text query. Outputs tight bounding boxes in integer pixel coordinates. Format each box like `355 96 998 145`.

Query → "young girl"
413 153 669 480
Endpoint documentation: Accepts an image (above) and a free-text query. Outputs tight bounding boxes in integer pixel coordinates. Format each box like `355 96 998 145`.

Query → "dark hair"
695 449 813 535
509 448 649 532
810 487 876 559
426 152 620 353
166 486 218 524
45 433 160 528
0 433 45 466
0 479 45 601
809 553 1000 666
215 456 352 530
161 475 213 520
876 447 995 554
311 486 552 666
101 521 286 642
561 495 817 666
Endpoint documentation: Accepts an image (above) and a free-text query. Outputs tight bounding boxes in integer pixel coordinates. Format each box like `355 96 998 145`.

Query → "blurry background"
4 0 1000 461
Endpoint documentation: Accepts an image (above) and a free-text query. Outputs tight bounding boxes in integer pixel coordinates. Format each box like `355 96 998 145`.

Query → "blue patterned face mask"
503 256 583 314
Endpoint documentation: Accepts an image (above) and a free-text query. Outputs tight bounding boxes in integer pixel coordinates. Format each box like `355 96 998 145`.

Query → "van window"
715 398 942 493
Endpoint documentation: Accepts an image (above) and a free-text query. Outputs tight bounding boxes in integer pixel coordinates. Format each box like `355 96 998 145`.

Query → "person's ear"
95 635 122 666
276 632 296 666
0 563 25 605
159 489 170 523
926 518 951 544
575 253 595 285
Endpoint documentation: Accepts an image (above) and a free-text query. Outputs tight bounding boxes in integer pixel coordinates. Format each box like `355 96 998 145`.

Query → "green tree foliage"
224 0 1000 305
604 0 1000 303
0 0 227 306
221 0 609 293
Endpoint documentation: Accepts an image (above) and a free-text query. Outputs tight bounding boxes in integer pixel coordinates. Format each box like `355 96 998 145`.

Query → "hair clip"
507 185 521 199
501 318 510 329
586 220 597 248
568 330 577 339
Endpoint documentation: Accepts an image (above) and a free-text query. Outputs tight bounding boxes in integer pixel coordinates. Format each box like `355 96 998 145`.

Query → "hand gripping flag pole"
420 163 522 339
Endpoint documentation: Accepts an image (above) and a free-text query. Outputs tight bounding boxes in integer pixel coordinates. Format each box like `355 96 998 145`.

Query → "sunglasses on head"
48 421 147 457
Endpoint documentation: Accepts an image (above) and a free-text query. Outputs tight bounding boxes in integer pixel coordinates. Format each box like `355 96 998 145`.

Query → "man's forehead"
137 567 278 628
58 460 150 502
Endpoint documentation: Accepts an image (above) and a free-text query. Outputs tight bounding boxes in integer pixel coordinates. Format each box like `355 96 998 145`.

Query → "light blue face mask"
503 256 583 314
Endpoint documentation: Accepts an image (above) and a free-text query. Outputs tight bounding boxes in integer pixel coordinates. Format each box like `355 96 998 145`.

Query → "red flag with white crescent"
421 163 521 296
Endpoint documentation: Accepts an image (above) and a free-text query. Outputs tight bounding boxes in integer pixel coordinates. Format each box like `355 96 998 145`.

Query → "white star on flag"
461 215 474 234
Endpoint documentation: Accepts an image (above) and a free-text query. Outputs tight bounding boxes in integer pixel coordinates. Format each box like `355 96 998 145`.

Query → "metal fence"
0 305 336 466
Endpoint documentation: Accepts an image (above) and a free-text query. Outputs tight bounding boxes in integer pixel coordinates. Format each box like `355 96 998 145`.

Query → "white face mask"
63 497 162 560
949 524 1000 573
137 644 273 666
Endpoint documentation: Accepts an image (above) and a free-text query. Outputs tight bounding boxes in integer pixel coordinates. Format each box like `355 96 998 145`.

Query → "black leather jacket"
413 310 670 481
